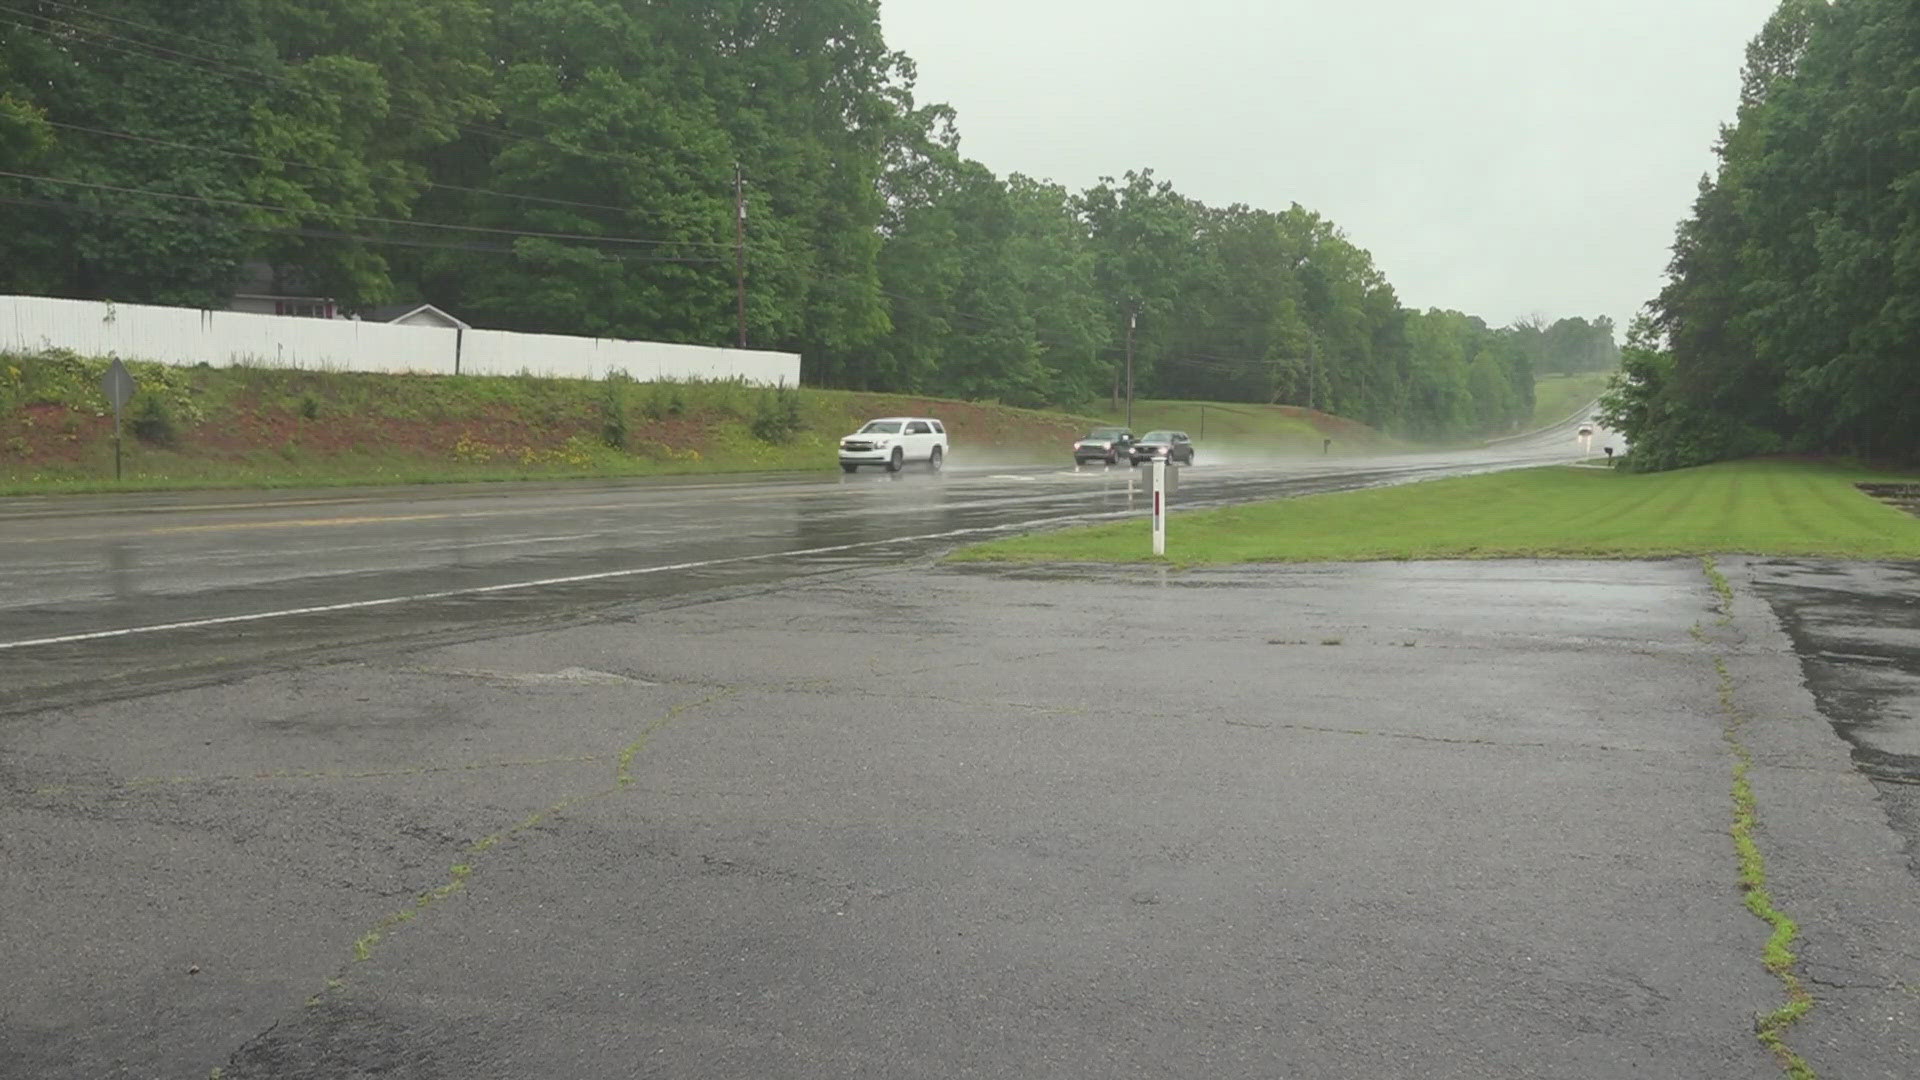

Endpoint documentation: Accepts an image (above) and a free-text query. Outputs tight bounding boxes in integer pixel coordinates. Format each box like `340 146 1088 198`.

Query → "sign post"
100 359 137 482
1151 458 1167 556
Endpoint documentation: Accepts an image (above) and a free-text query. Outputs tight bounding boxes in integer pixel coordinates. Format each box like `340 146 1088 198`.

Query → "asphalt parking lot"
4 557 1917 1078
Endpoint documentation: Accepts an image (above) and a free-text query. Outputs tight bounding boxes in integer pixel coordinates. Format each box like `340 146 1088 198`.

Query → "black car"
1072 426 1136 465
1129 430 1195 465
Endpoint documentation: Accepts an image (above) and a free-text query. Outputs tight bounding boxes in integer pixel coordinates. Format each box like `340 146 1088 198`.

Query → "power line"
5 13 751 249
0 3 235 72
0 191 727 263
0 168 734 251
38 119 728 231
0 4 665 170
763 247 1346 382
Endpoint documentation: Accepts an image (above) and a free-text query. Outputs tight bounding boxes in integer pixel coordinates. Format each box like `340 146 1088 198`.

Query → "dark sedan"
1129 430 1195 465
1072 427 1136 466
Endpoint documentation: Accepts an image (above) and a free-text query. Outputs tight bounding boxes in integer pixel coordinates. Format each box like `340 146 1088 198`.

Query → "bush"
130 395 179 447
1599 337 1780 473
1 349 204 426
601 371 630 449
750 385 805 444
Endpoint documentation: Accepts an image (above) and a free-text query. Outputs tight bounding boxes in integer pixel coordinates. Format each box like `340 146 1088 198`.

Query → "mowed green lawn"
953 459 1920 564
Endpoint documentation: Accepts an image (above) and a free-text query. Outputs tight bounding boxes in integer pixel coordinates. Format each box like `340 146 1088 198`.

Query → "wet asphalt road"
9 417 1920 1077
1745 559 1920 886
0 421 1605 713
5 558 1917 1078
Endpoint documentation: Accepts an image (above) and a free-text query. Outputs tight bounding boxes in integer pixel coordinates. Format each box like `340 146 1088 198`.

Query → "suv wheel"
841 463 858 474
886 447 904 473
928 446 944 473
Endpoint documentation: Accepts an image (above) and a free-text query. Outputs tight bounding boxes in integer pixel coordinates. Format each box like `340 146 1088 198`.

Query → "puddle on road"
1748 559 1920 781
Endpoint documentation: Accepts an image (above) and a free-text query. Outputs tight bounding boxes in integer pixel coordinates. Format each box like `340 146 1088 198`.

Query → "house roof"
361 302 469 329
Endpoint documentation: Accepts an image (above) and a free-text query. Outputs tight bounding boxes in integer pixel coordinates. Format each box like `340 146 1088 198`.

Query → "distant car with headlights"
1072 426 1136 466
839 417 947 473
1129 430 1195 465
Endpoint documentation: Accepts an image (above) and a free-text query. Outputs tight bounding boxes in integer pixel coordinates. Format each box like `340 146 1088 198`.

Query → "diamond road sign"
101 359 137 412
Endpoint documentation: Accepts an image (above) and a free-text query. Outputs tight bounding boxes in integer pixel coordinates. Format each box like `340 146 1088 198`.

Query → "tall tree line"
1605 0 1920 469
0 0 1575 437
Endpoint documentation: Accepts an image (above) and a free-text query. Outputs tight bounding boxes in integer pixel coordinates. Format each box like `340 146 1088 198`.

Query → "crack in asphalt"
1218 717 1663 755
23 755 610 799
214 686 740 1077
1802 972 1909 993
1705 557 1816 1080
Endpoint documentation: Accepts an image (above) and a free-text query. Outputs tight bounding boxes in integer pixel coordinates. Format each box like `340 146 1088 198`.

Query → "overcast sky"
876 0 1780 334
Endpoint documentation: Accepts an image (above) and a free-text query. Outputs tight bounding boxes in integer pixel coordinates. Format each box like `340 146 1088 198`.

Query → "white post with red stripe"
1151 458 1167 555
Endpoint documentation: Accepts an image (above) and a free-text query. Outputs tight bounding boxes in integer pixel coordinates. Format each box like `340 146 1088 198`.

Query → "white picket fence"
0 294 800 385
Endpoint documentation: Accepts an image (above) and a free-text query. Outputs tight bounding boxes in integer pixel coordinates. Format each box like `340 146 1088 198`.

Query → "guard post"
1150 458 1168 555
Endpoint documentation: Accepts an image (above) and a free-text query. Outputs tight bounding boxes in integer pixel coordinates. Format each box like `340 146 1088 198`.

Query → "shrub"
131 395 179 447
750 385 806 444
1599 336 1780 473
601 370 631 449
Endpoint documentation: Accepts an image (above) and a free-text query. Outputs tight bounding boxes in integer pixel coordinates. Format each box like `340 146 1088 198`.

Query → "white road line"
0 523 1031 651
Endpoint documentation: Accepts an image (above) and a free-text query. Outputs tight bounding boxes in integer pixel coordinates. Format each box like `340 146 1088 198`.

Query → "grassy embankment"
1095 399 1395 453
1531 371 1616 429
0 352 1384 494
953 459 1920 564
0 351 1078 493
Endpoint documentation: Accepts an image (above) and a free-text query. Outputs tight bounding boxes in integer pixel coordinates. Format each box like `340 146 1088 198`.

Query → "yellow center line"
0 474 1010 544
149 512 458 534
0 496 383 522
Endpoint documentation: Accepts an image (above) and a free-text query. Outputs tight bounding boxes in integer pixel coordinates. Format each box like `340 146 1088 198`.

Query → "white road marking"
0 523 1032 651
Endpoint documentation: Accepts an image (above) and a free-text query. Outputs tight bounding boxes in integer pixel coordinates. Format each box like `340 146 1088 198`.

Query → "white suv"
839 417 948 473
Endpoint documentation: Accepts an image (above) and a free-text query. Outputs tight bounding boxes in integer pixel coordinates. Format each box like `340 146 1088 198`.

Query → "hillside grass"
0 351 1106 493
2 351 1400 494
1531 371 1616 428
1096 398 1399 453
952 459 1920 565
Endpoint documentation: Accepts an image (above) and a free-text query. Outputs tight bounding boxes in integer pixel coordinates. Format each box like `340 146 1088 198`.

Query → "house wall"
229 297 282 317
0 294 801 385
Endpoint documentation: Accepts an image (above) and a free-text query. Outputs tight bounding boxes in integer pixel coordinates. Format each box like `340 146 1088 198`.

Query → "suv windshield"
1139 431 1175 442
859 421 904 434
1084 428 1127 440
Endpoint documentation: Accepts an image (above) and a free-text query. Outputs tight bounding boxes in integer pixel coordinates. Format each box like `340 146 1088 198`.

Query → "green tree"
1629 0 1920 465
1077 170 1208 408
0 0 265 305
414 0 740 340
249 0 494 304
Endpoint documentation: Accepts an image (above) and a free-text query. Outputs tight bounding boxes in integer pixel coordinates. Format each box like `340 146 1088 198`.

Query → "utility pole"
734 163 748 349
1307 339 1317 412
1125 307 1137 430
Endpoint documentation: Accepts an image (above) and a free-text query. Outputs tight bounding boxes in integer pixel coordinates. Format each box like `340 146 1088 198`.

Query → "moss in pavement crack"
618 690 734 785
321 689 736 988
1712 629 1816 1077
1702 554 1734 624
